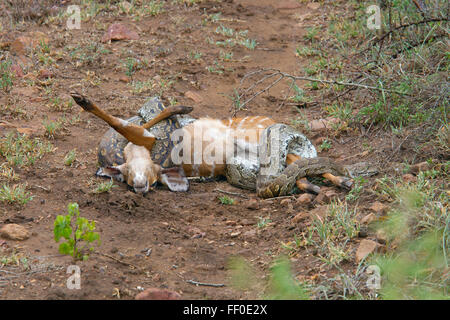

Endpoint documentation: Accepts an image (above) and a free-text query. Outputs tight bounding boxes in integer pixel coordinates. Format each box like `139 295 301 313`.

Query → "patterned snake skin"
98 98 375 198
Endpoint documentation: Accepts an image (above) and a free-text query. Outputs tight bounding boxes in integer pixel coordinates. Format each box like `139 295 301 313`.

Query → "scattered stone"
38 68 53 79
314 188 338 204
242 229 257 239
296 193 314 205
240 219 255 226
280 198 291 206
356 239 380 263
360 213 376 225
0 224 30 241
291 212 308 224
191 232 206 239
225 220 237 226
16 127 39 136
376 229 388 244
409 161 431 175
307 3 320 10
309 118 339 132
314 136 327 145
10 39 26 56
101 23 139 43
10 32 49 56
402 173 416 183
358 226 368 238
135 288 181 300
188 227 205 239
244 199 259 210
119 76 130 83
309 205 328 220
230 231 241 238
10 64 24 78
184 91 203 103
369 201 388 215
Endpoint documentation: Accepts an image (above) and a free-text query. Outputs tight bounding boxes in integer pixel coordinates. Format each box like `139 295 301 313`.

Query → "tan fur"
122 143 160 193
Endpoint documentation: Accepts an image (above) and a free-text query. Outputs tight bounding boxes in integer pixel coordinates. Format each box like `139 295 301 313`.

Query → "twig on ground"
214 188 249 199
186 279 225 287
95 252 147 274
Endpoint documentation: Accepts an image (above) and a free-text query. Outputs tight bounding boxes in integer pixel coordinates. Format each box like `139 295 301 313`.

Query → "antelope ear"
159 167 189 192
96 164 128 182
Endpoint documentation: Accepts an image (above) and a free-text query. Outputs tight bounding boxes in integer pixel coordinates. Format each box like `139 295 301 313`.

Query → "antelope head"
97 142 189 194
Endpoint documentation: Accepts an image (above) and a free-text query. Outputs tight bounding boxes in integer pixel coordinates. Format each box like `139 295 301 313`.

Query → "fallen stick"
186 279 225 287
213 188 249 199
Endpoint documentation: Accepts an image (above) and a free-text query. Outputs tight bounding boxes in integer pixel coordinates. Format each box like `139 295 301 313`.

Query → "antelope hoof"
173 105 194 115
339 177 353 190
307 184 321 195
70 92 94 111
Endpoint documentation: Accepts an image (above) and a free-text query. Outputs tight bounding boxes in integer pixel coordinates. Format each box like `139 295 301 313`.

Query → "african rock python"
99 97 377 198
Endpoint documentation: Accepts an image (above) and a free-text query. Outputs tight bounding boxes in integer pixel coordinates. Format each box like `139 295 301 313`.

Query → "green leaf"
58 242 72 255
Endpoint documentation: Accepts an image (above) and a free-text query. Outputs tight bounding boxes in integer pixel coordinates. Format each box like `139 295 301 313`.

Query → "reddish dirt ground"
0 1 413 300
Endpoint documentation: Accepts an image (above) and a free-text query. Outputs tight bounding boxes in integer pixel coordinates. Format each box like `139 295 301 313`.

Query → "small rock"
402 173 416 183
16 127 38 136
225 220 237 226
135 288 180 300
356 239 380 263
184 91 203 103
230 231 241 238
358 226 368 238
376 229 388 244
191 232 206 239
10 64 24 78
369 201 388 215
240 219 255 226
242 229 257 239
307 3 320 10
325 189 338 199
409 161 431 175
0 224 30 241
280 198 291 206
38 68 53 79
309 205 328 220
291 212 308 224
10 32 49 56
309 118 339 132
296 193 314 205
314 188 337 204
102 23 139 43
314 136 327 145
10 38 26 56
360 213 376 225
188 227 205 239
119 76 130 83
244 199 259 210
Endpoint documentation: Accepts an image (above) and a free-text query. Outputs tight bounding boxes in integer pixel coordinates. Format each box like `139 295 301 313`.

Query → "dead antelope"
71 93 353 197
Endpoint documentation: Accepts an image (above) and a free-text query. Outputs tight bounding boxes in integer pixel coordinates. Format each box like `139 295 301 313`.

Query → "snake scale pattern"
98 97 374 198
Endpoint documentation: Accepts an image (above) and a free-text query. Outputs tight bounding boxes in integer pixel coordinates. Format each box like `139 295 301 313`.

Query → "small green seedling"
53 203 100 261
257 216 272 229
64 149 77 166
319 139 332 151
219 195 235 205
